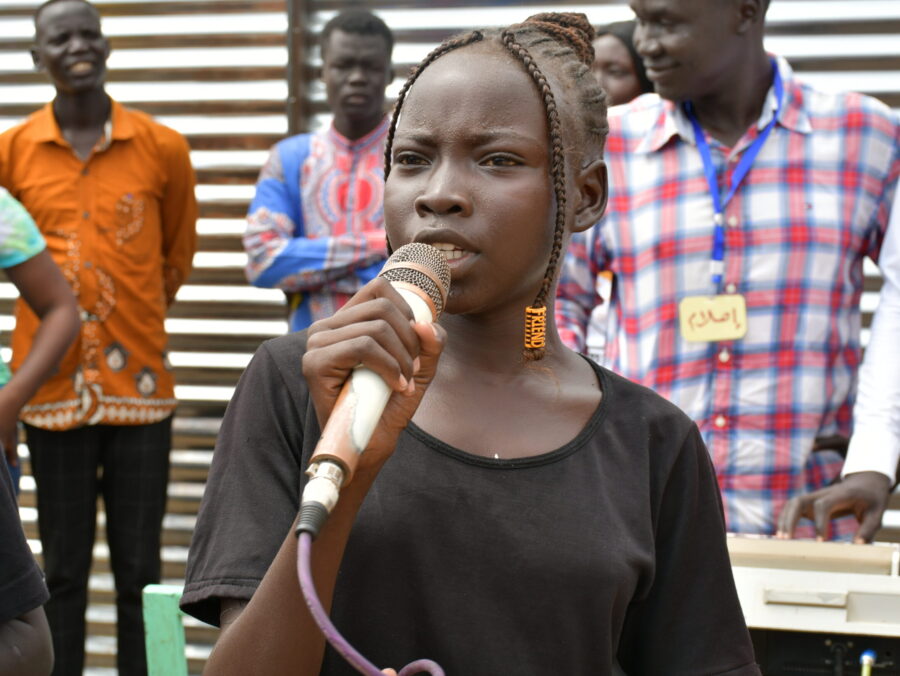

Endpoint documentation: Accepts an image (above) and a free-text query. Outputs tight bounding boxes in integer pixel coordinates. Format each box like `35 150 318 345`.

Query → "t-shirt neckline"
404 356 610 469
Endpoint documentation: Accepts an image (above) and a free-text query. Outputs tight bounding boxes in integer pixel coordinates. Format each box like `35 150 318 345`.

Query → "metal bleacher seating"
1 0 899 672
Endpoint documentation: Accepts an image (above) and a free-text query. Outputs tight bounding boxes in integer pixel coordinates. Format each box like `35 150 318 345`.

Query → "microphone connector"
296 460 346 539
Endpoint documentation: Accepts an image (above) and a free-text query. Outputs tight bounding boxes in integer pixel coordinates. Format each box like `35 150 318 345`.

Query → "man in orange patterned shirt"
0 1 197 673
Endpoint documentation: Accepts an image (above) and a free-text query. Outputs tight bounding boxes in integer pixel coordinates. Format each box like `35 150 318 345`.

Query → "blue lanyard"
684 58 783 287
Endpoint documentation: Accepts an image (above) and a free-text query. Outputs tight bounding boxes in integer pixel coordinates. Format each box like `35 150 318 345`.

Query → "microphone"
297 243 451 538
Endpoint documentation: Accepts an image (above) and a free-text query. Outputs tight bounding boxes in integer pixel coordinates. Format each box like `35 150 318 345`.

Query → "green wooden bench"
142 584 188 676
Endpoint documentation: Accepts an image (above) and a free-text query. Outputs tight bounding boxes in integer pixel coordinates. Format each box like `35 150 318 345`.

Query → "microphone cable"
296 530 445 676
291 243 451 675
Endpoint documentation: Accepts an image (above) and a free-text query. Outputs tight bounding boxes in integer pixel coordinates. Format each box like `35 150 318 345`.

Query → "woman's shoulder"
594 363 697 442
254 329 308 375
236 331 313 409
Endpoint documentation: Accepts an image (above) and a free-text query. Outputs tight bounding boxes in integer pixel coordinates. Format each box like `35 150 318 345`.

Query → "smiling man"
0 0 197 673
244 10 395 332
557 0 900 541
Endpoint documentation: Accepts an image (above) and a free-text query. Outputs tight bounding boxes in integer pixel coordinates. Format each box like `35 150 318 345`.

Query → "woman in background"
591 19 654 106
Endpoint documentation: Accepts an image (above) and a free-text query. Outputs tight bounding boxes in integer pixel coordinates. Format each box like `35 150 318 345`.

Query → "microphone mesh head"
379 243 451 317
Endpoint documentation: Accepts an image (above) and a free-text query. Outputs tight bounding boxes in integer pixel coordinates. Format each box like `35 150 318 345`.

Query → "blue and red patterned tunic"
244 118 390 331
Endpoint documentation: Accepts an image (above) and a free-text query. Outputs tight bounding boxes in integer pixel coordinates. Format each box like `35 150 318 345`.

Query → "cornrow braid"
499 28 568 362
523 12 596 66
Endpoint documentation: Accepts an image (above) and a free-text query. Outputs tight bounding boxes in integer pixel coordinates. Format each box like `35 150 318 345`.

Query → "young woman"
183 13 759 676
591 20 653 106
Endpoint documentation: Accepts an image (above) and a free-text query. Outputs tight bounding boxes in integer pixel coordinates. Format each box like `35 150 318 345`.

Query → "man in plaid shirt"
557 0 900 538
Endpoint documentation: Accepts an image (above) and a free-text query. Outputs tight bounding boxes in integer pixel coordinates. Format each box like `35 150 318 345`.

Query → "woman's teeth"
441 250 466 261
432 243 467 261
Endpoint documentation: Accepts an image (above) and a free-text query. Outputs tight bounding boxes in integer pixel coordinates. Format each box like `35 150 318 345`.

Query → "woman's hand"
303 277 446 472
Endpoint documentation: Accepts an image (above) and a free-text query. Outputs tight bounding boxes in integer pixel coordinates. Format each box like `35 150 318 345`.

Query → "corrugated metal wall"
1 0 898 671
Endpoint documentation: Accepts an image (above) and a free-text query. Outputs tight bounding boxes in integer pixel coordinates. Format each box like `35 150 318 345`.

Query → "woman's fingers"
303 278 429 426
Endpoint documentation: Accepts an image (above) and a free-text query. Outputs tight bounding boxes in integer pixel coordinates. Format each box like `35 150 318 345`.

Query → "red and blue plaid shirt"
557 57 900 536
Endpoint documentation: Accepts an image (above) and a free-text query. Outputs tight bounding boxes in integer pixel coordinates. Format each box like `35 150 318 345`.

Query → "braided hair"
385 13 609 361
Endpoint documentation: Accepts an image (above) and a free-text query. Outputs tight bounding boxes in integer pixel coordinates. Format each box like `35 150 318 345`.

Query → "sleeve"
617 425 760 676
0 189 45 269
843 195 900 482
556 224 606 353
0 461 48 624
180 337 318 626
243 143 388 294
860 109 900 264
159 129 198 305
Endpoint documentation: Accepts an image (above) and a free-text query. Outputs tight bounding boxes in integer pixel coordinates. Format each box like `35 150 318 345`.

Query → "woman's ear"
573 158 608 233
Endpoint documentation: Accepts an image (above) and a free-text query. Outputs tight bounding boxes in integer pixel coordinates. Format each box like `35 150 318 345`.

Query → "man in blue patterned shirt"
244 9 394 331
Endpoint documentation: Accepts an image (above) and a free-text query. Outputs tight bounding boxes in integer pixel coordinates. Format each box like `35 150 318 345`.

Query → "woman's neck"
437 308 570 377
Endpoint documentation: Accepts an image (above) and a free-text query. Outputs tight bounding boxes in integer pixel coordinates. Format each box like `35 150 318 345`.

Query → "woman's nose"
413 167 473 218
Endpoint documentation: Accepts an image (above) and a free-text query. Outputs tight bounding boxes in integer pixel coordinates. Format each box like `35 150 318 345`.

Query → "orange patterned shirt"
0 100 197 430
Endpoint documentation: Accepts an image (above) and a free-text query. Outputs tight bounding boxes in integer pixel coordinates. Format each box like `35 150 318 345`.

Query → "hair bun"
523 12 596 66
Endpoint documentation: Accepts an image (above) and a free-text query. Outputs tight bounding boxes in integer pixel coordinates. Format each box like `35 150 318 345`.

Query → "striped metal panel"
1 0 898 672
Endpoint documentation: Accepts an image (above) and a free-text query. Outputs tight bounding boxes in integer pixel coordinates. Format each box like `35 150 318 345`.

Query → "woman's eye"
483 155 520 167
394 152 427 166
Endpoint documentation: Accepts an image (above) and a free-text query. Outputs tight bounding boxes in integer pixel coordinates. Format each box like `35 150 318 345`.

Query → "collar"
27 98 136 148
327 115 390 153
635 55 812 154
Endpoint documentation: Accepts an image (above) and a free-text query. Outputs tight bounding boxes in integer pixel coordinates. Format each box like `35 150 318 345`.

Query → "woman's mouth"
431 242 471 263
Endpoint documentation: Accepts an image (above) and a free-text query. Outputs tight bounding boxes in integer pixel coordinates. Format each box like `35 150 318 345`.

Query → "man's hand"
776 471 892 543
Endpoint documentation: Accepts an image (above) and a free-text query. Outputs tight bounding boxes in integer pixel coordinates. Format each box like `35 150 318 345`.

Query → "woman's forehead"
400 45 540 118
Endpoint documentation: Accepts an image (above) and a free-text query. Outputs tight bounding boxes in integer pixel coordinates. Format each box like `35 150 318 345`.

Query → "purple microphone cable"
293 242 451 675
296 530 445 676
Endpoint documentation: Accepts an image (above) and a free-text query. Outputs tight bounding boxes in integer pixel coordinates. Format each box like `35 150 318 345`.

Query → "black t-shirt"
182 332 759 675
0 460 48 624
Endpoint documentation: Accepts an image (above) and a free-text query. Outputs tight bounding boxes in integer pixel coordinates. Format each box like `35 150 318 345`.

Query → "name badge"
679 294 748 342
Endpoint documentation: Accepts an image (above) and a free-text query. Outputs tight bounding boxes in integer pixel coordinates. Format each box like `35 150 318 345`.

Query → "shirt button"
81 168 89 176
725 283 737 294
82 211 90 219
718 348 730 363
84 261 92 269
714 415 727 429
727 215 739 227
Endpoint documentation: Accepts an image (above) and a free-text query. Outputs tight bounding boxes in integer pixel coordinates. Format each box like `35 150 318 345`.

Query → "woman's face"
591 34 644 106
385 44 557 317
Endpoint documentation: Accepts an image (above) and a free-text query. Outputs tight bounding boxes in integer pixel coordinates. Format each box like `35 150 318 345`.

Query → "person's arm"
777 194 900 543
0 423 53 675
159 131 198 306
555 227 602 353
0 607 53 676
243 144 388 294
202 278 445 676
0 251 79 459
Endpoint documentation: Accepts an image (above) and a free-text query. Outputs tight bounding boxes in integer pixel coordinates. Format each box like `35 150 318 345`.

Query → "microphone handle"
298 286 437 537
308 287 436 480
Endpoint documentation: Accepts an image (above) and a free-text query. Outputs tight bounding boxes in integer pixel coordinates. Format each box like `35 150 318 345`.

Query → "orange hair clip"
524 305 547 350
